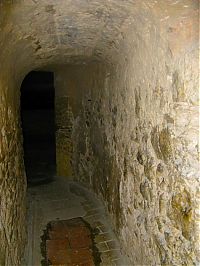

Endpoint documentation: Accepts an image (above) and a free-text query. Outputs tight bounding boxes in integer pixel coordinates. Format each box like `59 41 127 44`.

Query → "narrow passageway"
21 71 56 185
21 71 125 265
0 1 198 265
24 177 127 265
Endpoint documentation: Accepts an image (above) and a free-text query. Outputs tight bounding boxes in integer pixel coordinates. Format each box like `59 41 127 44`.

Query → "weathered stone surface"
0 79 27 265
55 96 73 177
0 0 199 265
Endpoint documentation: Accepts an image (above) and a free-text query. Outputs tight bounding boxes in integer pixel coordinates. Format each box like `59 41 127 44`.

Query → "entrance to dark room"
21 71 56 185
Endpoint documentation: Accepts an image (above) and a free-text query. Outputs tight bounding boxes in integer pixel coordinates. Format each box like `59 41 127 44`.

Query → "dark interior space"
21 71 56 185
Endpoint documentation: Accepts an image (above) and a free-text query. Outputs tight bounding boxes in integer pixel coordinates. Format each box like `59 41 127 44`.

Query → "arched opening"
21 71 56 185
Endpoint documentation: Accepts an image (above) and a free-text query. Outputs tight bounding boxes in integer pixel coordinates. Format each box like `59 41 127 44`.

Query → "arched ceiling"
0 0 198 73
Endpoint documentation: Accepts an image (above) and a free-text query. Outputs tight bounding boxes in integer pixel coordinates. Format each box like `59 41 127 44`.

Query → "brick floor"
42 217 99 266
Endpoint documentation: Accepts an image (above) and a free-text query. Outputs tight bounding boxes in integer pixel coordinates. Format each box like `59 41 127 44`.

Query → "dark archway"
21 71 56 185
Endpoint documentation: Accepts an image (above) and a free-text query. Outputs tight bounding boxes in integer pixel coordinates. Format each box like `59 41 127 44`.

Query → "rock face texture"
0 0 199 265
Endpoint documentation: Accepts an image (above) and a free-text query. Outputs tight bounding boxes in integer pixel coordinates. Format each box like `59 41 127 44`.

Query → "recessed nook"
21 71 56 185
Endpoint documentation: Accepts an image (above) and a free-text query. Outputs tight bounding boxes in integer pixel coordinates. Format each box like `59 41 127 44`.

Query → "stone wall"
0 76 27 265
56 10 199 264
54 66 88 177
56 38 199 265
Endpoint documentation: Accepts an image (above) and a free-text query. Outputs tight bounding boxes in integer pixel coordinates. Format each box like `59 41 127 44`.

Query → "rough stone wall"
57 39 199 265
0 76 27 265
54 66 86 177
61 11 198 266
55 95 74 177
55 92 73 176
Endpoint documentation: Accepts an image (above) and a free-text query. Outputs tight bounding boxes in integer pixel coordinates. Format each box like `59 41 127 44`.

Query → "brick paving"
25 178 128 265
42 217 100 266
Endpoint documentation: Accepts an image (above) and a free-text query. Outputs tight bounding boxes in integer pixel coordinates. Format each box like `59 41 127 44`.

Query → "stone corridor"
0 1 199 265
23 176 127 266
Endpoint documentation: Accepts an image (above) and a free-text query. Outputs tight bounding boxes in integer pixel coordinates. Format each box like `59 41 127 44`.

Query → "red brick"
70 248 93 264
67 226 90 238
45 218 95 265
71 260 95 266
48 220 89 240
68 226 90 237
46 239 70 251
47 249 71 265
69 234 92 249
49 228 69 240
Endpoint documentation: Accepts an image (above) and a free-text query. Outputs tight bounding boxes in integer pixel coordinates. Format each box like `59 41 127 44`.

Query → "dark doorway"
21 71 56 185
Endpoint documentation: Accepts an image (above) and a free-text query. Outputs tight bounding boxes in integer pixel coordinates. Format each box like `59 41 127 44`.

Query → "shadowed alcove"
21 71 56 185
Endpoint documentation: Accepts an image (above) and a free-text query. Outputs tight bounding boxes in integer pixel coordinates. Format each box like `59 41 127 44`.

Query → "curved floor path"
23 176 128 266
